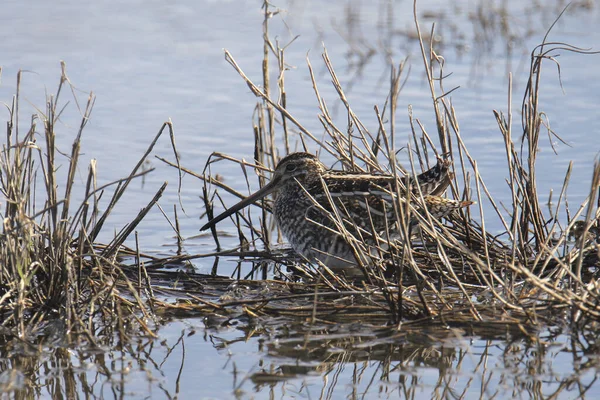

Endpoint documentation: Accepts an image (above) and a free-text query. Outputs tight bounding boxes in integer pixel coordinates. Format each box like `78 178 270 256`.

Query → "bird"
201 152 473 269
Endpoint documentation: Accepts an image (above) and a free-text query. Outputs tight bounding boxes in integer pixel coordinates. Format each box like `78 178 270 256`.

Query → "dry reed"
0 63 167 344
157 1 600 333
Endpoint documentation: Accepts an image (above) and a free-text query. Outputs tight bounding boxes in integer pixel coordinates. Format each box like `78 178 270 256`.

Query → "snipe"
201 152 473 268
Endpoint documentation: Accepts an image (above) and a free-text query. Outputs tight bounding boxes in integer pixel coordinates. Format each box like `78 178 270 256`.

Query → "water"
1 0 599 398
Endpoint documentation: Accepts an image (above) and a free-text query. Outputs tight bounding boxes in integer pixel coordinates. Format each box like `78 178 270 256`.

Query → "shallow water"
1 0 600 398
4 317 598 399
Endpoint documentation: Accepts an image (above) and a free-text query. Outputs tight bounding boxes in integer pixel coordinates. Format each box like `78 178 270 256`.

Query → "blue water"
36 320 597 399
1 0 599 398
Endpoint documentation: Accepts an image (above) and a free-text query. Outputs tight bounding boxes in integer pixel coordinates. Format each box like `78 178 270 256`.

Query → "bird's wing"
302 174 400 238
413 156 452 196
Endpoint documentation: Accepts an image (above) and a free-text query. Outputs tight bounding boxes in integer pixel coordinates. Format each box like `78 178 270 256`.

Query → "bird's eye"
285 163 297 172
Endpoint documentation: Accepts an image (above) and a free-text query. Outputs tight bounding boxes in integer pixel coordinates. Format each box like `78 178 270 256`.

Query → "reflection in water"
1 291 599 398
302 0 596 97
239 322 600 399
0 335 159 398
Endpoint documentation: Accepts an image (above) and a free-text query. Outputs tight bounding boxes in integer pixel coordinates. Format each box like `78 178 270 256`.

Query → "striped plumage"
201 152 473 268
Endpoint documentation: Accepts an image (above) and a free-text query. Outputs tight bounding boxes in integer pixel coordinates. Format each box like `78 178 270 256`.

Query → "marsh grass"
0 63 166 344
156 1 600 334
1 1 599 398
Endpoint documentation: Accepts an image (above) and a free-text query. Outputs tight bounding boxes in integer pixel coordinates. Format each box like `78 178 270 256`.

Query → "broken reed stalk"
0 65 165 341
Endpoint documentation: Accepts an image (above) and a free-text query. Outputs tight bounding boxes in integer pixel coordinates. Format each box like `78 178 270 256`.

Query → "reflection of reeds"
322 0 596 90
0 63 163 345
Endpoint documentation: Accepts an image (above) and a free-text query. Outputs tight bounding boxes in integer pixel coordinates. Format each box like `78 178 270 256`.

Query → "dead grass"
0 0 596 381
2 1 599 398
156 1 600 332
0 63 169 343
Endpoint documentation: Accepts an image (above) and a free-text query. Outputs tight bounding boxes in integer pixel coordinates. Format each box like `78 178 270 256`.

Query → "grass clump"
0 63 162 344
161 2 600 331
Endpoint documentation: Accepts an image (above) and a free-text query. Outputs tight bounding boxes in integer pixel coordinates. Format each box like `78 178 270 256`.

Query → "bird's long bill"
200 176 281 231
